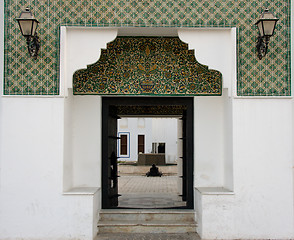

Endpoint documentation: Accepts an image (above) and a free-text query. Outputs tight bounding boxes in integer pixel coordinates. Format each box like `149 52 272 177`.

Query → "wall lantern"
255 8 279 60
16 7 40 59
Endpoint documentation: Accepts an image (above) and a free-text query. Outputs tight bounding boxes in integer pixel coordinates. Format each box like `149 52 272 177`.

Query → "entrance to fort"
102 97 194 209
72 35 221 210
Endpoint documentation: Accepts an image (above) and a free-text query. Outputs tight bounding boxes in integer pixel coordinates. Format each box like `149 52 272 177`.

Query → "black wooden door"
181 110 187 201
102 104 119 208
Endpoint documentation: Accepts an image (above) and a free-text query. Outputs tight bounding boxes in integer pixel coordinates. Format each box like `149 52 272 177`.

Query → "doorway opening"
102 97 194 209
117 117 184 208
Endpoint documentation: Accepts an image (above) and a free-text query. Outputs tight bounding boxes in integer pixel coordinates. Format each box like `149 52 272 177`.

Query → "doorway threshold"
118 193 186 209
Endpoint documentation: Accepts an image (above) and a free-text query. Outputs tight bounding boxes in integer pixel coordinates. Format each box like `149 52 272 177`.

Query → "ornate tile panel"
73 37 222 95
4 0 291 96
116 105 187 116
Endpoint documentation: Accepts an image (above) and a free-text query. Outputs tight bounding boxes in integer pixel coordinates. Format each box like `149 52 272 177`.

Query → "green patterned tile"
3 0 291 96
73 37 222 95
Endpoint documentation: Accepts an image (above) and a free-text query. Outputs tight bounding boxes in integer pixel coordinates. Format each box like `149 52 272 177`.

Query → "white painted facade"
118 118 178 164
118 118 153 161
0 3 294 239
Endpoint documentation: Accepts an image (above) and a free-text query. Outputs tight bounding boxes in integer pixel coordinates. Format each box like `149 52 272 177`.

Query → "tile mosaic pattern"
73 37 222 95
116 105 187 116
4 0 291 96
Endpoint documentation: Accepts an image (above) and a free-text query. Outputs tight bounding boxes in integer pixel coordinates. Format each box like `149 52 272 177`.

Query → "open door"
180 110 187 201
102 104 120 208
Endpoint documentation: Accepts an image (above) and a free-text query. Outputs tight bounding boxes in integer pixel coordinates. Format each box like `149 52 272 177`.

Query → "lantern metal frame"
255 9 279 60
16 7 40 59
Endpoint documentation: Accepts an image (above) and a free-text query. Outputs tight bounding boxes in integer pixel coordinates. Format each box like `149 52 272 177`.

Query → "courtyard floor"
118 175 186 208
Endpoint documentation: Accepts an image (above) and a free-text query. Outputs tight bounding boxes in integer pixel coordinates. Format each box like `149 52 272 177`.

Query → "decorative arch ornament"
73 37 222 95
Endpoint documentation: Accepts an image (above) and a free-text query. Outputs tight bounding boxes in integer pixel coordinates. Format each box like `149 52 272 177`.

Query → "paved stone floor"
119 176 179 193
95 233 201 240
118 176 186 208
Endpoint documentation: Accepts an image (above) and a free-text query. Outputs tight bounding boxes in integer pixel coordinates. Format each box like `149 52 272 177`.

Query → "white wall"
1 26 294 240
72 95 101 188
152 118 178 163
118 118 178 163
61 27 117 190
194 95 226 188
223 90 234 190
180 28 235 189
60 27 117 95
0 98 98 240
0 0 3 191
291 0 294 222
118 118 153 161
232 98 293 239
179 28 236 96
63 92 74 190
196 98 294 239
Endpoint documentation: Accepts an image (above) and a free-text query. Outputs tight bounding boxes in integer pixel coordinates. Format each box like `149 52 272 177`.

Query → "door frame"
102 97 194 209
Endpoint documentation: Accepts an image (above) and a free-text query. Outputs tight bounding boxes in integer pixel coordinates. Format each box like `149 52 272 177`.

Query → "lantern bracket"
25 34 40 59
256 35 270 60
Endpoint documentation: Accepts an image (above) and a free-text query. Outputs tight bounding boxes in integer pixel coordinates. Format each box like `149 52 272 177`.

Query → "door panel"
102 104 119 208
181 110 187 201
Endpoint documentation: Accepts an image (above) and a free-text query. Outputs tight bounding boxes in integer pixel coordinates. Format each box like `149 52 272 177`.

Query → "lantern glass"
16 8 39 37
255 9 278 37
18 20 32 36
262 20 277 36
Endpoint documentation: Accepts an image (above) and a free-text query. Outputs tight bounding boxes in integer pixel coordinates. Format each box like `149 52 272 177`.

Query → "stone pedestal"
137 153 166 165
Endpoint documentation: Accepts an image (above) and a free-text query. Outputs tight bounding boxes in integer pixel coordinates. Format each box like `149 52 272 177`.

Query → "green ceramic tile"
3 0 291 96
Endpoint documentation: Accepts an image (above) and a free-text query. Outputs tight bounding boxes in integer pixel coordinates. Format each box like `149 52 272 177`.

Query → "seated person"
146 164 162 177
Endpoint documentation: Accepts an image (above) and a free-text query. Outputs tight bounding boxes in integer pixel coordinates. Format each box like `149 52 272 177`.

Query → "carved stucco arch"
73 37 222 96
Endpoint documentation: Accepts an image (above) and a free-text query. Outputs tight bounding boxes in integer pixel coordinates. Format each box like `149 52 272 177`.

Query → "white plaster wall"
196 98 294 239
231 98 294 239
118 118 178 163
152 118 178 163
63 92 74 191
195 189 235 239
180 28 235 189
72 95 101 188
60 27 117 95
223 90 234 191
179 28 236 96
0 98 97 240
1 26 293 240
291 0 294 225
194 95 225 188
64 92 102 190
61 27 118 190
118 118 153 161
0 0 3 191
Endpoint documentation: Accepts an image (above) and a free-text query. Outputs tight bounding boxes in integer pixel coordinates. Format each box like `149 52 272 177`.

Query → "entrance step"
95 233 201 240
98 209 197 233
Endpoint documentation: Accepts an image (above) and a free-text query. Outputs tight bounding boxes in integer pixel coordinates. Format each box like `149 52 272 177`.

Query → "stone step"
99 209 195 222
98 210 197 233
98 220 197 233
95 233 201 240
